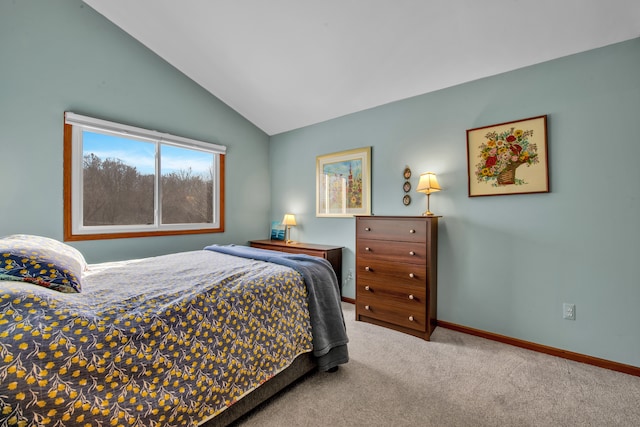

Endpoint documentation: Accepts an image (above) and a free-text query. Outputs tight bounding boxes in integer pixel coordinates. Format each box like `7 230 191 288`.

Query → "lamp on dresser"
416 172 441 216
282 214 297 244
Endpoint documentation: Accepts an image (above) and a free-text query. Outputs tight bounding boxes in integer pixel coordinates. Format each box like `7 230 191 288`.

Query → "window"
63 112 225 241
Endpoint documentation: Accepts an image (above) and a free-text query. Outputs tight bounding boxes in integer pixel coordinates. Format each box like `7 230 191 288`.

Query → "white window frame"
63 112 226 240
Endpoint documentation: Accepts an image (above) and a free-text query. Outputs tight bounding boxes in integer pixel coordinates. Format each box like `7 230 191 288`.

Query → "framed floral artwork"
316 147 371 217
466 115 549 197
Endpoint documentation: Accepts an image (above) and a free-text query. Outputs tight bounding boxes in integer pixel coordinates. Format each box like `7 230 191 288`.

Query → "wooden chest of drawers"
355 216 439 340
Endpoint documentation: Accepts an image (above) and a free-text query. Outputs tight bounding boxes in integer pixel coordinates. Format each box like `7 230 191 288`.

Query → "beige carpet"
234 302 640 426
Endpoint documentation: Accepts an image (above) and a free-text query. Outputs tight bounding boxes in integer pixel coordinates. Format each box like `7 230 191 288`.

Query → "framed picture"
270 221 285 240
466 115 549 197
316 147 371 217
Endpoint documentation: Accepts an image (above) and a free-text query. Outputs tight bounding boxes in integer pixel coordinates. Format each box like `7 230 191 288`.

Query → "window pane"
161 145 214 224
82 131 155 226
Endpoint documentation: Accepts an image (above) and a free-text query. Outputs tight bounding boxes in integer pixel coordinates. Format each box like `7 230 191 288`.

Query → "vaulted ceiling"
83 0 640 135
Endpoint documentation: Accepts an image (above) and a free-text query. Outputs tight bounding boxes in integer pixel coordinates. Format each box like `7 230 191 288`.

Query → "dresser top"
354 215 441 219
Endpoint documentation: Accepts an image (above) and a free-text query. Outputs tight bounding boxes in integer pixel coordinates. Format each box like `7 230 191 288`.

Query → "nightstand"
249 240 343 288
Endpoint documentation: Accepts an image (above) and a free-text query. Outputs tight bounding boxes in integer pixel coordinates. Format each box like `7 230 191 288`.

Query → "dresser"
355 216 439 340
248 240 343 288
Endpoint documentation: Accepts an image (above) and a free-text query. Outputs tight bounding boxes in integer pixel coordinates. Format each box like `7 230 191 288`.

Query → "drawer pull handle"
409 229 415 234
365 266 371 271
365 285 370 291
365 247 371 251
408 315 415 322
408 294 414 300
365 305 371 311
409 273 415 278
365 227 371 232
409 251 415 256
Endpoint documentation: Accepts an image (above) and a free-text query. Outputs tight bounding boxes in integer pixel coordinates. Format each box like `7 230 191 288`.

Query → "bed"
0 235 348 426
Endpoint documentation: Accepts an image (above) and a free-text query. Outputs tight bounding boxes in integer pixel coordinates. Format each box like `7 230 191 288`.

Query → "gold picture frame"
316 147 371 217
466 115 549 197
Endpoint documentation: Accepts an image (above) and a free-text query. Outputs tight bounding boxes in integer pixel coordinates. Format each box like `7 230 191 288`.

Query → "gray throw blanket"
203 244 349 371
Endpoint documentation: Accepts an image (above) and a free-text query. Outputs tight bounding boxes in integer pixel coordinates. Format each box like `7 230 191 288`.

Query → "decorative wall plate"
403 181 411 192
403 194 411 206
403 167 412 179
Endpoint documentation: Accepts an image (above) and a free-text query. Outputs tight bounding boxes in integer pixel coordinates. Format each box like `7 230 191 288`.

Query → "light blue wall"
270 38 640 367
2 0 638 368
0 0 271 262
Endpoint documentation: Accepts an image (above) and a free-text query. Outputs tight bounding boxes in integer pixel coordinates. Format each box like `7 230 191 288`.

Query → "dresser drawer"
276 246 327 258
357 218 427 243
357 239 426 264
356 281 426 305
356 295 426 332
250 242 326 258
356 259 426 287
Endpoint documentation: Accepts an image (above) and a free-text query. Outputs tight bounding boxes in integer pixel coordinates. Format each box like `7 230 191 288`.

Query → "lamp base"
422 194 436 217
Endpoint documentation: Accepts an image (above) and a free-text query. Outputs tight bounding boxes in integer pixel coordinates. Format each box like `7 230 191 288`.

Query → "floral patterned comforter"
0 250 313 426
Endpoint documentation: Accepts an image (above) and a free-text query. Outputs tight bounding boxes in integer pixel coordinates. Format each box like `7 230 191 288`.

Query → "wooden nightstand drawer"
276 246 328 258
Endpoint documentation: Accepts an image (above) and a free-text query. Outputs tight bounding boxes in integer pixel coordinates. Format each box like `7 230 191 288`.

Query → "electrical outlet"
343 269 354 285
347 269 354 281
563 303 576 320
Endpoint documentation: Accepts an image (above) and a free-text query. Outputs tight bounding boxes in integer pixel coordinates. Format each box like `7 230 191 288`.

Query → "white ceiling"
83 0 640 136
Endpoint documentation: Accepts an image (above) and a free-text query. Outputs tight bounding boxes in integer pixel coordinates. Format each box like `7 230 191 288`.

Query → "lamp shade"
416 172 441 195
282 214 297 226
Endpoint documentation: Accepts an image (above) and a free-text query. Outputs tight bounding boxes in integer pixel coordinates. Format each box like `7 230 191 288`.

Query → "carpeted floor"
234 302 640 426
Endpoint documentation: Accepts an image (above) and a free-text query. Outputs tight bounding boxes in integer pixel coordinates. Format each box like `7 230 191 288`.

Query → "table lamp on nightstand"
282 214 297 244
